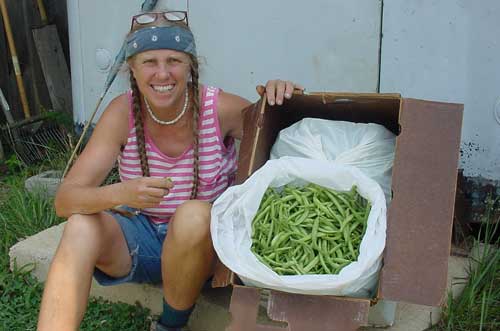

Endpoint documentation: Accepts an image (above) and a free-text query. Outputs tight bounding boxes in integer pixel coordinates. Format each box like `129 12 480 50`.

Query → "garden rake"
0 0 69 165
0 88 70 165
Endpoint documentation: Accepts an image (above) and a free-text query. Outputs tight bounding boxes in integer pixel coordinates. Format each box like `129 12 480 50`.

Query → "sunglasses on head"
130 11 189 30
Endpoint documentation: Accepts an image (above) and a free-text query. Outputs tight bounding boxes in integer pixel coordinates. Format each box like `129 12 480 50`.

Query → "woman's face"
130 49 191 111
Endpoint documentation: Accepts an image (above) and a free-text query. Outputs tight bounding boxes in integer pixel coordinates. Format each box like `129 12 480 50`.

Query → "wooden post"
36 0 48 25
22 0 42 116
0 0 31 119
32 25 73 114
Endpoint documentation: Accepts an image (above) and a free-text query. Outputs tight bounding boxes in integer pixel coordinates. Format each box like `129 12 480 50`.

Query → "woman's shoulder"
93 92 131 143
216 89 252 115
107 92 130 112
210 86 252 139
196 83 251 119
100 93 130 122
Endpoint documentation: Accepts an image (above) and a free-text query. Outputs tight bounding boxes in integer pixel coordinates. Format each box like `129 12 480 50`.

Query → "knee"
169 200 212 246
62 213 106 249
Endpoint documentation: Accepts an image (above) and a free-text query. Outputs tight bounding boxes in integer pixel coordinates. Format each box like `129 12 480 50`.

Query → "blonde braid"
189 54 200 199
129 74 150 177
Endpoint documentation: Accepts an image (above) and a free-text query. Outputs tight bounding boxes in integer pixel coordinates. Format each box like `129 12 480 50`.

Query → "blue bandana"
125 26 197 59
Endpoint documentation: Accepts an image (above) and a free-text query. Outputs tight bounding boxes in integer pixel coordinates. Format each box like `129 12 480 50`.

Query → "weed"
4 154 23 174
431 197 500 331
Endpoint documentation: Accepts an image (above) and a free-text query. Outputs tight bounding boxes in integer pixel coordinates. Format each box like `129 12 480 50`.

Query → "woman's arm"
218 80 304 140
56 94 174 218
54 95 130 217
217 91 252 140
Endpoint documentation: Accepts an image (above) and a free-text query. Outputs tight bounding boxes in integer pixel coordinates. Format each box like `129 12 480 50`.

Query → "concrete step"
9 222 470 331
8 222 231 331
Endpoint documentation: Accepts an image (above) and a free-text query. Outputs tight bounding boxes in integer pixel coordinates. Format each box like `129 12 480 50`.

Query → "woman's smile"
151 84 174 93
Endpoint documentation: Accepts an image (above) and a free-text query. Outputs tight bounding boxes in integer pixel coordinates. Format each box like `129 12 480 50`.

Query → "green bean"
280 194 296 203
333 257 350 264
291 260 305 274
324 191 346 217
303 255 320 273
319 253 332 274
311 216 320 249
290 234 312 244
266 212 275 247
251 183 371 276
271 231 291 248
274 267 296 275
348 241 357 259
292 209 309 225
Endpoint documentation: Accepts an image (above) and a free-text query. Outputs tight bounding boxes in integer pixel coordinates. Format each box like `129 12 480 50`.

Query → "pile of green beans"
250 183 371 275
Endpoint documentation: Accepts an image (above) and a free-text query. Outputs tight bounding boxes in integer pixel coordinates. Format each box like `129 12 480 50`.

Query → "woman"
37 11 302 331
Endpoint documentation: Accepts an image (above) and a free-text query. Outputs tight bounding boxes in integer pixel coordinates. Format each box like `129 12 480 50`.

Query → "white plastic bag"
211 157 386 297
270 119 395 200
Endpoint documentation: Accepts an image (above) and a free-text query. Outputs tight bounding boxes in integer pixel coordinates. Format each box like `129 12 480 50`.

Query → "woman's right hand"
118 177 174 209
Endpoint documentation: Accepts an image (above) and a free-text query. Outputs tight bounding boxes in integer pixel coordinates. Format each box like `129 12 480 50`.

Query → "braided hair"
188 54 200 199
129 74 150 177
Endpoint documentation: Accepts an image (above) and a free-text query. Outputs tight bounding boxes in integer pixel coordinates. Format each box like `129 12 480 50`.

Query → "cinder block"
24 170 62 199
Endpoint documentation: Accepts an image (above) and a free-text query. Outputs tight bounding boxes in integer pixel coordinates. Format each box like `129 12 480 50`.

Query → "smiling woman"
37 10 303 331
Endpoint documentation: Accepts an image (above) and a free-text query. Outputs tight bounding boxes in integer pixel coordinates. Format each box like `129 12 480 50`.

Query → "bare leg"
161 200 216 310
37 212 132 331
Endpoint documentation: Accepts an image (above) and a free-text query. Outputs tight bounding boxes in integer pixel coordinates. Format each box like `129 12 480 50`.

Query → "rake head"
1 119 70 165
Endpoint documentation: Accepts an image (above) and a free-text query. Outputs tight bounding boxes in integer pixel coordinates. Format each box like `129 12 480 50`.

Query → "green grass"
0 184 63 266
0 263 152 330
430 197 500 331
0 154 153 330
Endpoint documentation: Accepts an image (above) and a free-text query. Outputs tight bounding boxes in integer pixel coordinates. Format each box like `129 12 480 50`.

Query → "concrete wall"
67 0 381 122
380 0 500 180
68 0 500 180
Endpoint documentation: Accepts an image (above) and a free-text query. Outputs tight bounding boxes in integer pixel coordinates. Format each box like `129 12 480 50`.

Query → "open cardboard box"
212 92 463 331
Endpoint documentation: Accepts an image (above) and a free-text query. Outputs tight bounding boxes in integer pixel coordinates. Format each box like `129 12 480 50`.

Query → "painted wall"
380 0 500 180
67 0 381 122
68 0 500 180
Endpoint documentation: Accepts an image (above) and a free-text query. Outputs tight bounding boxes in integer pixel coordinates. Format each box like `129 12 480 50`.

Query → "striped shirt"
118 86 238 223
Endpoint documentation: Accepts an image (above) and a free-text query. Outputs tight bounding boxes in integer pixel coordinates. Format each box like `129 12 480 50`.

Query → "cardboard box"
212 92 463 331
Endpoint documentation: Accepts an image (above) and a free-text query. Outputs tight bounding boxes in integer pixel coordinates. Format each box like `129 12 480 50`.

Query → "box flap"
235 99 268 184
227 285 370 331
379 98 464 305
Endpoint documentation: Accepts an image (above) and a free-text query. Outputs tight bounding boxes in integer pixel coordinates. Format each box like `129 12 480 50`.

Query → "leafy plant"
4 154 22 174
431 197 500 331
81 298 152 331
0 263 44 331
0 264 152 331
0 185 63 266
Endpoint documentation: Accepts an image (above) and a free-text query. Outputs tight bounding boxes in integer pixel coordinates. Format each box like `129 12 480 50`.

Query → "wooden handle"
0 0 31 118
0 87 15 125
36 0 48 25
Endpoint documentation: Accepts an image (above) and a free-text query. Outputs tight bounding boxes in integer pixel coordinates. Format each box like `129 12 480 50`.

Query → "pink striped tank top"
118 86 238 223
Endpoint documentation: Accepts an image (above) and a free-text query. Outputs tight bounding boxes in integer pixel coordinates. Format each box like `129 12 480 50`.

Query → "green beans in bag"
250 184 371 275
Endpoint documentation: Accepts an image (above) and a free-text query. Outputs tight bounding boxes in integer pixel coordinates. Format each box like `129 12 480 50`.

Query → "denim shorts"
93 207 168 286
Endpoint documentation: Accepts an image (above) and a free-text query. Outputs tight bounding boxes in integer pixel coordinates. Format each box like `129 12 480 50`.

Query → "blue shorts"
93 207 168 286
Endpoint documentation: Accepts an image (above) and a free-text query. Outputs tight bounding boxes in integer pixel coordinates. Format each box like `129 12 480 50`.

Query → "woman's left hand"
256 80 304 106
